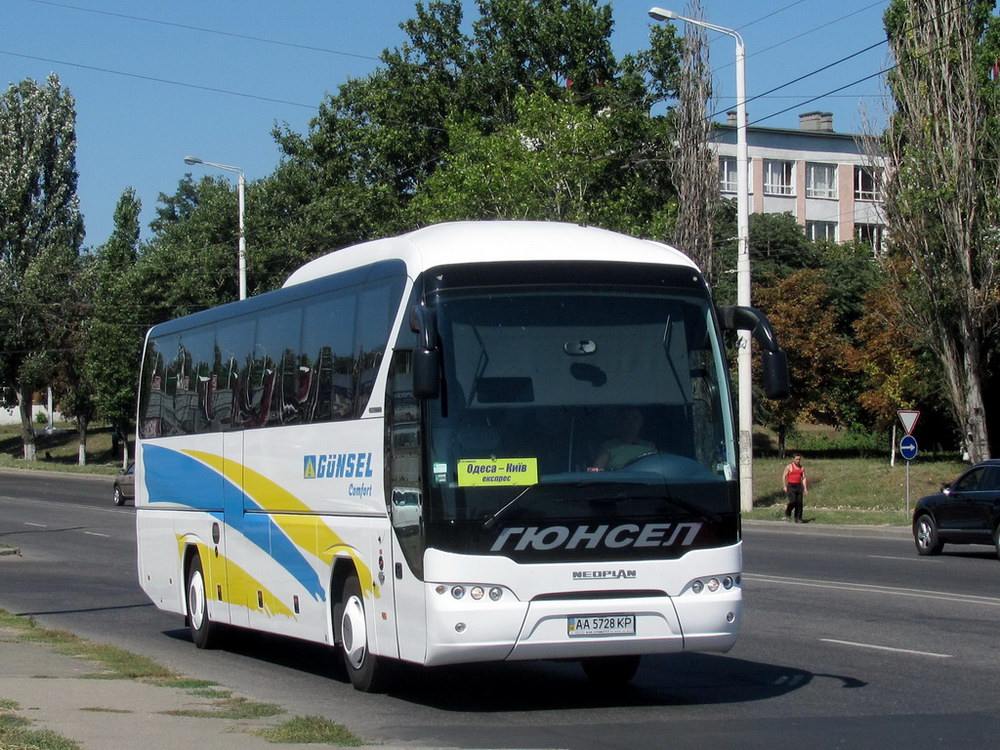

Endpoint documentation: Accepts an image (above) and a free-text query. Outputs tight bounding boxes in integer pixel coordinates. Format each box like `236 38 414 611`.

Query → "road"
2 469 1000 749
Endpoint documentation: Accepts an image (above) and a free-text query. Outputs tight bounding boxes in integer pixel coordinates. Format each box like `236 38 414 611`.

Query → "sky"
3 0 892 249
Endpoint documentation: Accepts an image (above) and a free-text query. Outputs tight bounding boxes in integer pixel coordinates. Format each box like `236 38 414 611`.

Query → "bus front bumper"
422 588 741 667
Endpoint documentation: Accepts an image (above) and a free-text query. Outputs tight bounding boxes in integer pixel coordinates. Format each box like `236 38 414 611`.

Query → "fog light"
726 611 735 623
470 586 484 600
455 622 466 633
707 578 720 592
489 587 503 601
691 580 704 594
723 576 734 590
451 586 465 599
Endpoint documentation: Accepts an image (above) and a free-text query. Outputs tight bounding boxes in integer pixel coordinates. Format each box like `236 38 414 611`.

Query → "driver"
591 408 655 471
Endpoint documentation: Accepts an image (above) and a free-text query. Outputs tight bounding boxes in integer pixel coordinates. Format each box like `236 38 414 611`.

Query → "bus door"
386 350 428 661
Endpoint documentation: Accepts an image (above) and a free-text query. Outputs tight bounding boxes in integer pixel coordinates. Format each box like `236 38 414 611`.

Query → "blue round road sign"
900 435 918 461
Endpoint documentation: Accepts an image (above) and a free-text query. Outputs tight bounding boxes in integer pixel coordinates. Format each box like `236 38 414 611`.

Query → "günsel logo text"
490 522 702 552
303 453 374 479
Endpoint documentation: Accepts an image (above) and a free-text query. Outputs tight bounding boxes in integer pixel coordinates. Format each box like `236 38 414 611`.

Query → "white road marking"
82 531 110 538
820 638 951 659
24 522 47 527
868 555 930 562
746 573 1000 607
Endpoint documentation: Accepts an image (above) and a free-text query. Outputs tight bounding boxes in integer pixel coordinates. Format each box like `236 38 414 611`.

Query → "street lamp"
183 155 247 301
648 7 753 512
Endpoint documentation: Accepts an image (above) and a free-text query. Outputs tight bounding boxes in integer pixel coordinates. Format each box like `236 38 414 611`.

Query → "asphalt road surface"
2 468 1000 749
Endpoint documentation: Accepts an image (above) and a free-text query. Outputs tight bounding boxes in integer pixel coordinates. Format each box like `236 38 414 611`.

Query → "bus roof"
283 221 697 287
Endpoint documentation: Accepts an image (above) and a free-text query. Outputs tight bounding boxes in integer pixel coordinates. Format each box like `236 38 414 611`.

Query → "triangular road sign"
898 410 920 436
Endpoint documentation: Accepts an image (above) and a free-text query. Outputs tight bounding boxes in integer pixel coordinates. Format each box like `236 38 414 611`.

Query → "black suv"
913 459 1000 557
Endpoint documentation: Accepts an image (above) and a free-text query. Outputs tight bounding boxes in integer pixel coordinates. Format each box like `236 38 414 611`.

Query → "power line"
709 38 888 120
24 0 381 62
735 0 810 32
750 68 889 125
0 49 319 110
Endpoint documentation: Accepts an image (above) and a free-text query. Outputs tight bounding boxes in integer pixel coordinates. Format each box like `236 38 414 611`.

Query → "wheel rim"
341 595 367 670
114 488 121 504
188 569 207 630
916 519 931 549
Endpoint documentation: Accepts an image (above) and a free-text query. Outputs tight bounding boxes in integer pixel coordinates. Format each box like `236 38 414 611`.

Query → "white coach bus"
135 221 788 691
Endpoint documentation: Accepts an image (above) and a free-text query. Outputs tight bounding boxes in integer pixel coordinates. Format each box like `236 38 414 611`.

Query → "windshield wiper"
482 485 533 531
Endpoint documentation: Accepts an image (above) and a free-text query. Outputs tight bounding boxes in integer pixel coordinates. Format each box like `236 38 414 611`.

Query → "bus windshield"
423 282 737 561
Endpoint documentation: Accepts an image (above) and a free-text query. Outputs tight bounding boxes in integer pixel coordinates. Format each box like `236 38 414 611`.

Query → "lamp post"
183 155 247 301
648 8 753 512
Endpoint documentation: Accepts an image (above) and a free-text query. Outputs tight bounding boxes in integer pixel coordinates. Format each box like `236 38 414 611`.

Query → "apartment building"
711 111 885 250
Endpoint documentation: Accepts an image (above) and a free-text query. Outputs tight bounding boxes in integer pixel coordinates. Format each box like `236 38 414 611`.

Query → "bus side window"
139 341 166 439
302 290 356 423
354 278 399 418
216 318 255 430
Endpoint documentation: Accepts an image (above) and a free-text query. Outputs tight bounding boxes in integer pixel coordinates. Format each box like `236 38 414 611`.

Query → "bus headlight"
434 583 507 602
689 575 739 595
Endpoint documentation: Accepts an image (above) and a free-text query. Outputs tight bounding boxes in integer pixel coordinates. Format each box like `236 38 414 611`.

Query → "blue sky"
3 0 891 249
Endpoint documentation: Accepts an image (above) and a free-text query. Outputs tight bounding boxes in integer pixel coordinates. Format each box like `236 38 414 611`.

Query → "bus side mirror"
717 305 790 400
760 349 789 400
409 304 440 399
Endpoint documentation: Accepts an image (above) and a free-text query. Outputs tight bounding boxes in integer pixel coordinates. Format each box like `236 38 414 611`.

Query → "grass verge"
749 456 966 525
0 700 82 750
251 715 367 746
0 423 126 474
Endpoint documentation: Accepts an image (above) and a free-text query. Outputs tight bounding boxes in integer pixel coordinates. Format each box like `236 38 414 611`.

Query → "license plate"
567 614 636 637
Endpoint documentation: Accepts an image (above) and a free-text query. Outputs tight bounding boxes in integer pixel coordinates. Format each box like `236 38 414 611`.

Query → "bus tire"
186 553 221 649
339 573 392 692
581 654 641 684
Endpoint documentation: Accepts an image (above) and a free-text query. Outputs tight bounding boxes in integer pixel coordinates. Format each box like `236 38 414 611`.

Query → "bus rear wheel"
186 554 221 649
339 573 393 692
581 655 641 684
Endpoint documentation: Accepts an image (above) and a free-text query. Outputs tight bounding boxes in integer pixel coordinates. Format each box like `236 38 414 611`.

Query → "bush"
790 428 890 458
34 411 47 425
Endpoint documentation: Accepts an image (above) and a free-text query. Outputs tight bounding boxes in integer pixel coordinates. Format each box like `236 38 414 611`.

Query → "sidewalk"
0 632 449 750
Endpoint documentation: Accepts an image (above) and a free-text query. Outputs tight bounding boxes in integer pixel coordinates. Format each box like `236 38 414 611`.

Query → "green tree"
85 188 144 465
263 0 682 254
138 175 246 318
406 91 615 223
55 255 97 465
879 0 1000 462
0 74 84 460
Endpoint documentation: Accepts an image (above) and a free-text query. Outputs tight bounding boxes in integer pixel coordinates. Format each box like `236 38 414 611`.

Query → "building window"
806 163 837 199
763 160 794 196
854 166 882 201
719 157 738 193
855 223 884 251
806 221 838 242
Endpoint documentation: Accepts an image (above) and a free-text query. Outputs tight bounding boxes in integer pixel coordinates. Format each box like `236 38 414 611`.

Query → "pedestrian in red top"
782 454 808 523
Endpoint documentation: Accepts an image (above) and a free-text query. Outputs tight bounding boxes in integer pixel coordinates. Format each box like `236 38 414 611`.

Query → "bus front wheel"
339 573 392 692
186 554 221 649
581 655 641 684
